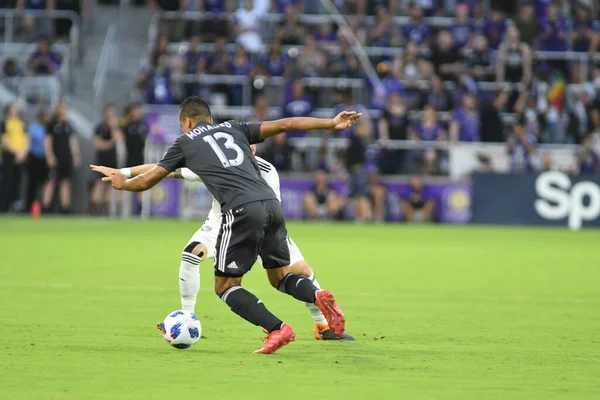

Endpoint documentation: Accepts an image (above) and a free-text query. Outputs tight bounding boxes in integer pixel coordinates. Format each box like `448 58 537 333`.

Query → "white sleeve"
262 169 281 202
180 168 201 182
256 158 281 202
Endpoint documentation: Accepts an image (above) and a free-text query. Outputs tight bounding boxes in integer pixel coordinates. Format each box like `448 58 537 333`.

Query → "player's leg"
261 199 346 336
178 222 218 313
214 203 295 354
59 178 71 212
90 178 103 213
42 174 56 212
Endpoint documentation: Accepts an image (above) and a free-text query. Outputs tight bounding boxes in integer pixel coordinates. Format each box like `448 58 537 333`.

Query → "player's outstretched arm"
258 111 363 139
101 165 170 192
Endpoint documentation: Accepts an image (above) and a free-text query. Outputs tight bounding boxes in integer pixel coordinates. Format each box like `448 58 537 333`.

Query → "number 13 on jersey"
203 132 245 168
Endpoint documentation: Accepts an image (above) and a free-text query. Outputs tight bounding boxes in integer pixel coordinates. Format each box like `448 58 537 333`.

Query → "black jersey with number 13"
157 120 276 212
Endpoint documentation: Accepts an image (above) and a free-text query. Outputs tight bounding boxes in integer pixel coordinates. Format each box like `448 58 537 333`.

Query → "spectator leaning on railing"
450 3 476 49
466 34 494 82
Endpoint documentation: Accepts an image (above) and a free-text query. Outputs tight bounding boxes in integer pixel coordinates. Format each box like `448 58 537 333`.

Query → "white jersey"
180 156 281 223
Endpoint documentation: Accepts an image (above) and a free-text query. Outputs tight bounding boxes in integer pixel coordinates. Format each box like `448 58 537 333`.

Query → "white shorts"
186 219 305 266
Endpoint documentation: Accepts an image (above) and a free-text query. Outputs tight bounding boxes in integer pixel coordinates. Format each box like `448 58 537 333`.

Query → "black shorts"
49 162 72 180
214 199 290 278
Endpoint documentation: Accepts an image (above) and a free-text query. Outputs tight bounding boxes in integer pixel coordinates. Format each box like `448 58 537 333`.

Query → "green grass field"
0 218 599 399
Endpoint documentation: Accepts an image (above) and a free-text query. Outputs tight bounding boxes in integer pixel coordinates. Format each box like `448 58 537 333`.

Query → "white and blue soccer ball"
158 310 202 349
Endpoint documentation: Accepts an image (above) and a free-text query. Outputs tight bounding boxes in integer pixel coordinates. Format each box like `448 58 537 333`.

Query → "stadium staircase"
70 3 152 119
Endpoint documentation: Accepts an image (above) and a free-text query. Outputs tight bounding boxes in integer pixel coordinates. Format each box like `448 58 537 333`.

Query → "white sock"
179 252 201 313
305 273 327 325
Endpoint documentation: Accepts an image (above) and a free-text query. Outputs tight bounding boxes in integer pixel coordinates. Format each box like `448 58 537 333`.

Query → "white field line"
0 282 597 304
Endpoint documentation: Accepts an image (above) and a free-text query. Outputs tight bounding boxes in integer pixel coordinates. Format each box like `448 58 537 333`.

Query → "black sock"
220 286 283 332
277 273 318 303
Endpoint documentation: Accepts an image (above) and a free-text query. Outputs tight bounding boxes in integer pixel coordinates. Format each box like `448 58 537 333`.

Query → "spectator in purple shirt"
410 105 446 142
451 3 476 49
457 0 483 18
229 46 253 105
27 36 62 75
400 4 433 47
370 8 400 47
570 4 600 82
538 4 568 52
282 80 315 138
450 93 480 142
262 41 287 77
409 105 446 174
481 9 508 50
137 55 172 105
507 118 538 172
200 0 231 40
182 36 208 98
274 0 301 14
534 0 554 19
571 5 600 53
315 23 338 45
538 3 569 77
576 134 600 174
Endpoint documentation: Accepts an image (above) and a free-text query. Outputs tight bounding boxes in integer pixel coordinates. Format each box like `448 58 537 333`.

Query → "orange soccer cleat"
253 324 296 354
314 324 356 341
314 290 345 337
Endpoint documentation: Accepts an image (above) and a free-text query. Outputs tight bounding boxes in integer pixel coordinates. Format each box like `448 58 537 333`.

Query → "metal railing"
0 8 80 55
93 23 117 109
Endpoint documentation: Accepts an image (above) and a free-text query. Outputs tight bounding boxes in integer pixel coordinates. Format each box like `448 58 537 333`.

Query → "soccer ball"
157 310 202 349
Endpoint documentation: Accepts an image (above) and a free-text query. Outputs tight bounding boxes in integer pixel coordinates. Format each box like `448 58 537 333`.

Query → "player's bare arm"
101 165 170 192
91 164 184 180
258 111 363 139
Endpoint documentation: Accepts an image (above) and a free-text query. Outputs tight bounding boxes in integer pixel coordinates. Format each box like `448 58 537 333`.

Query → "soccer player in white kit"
92 147 354 341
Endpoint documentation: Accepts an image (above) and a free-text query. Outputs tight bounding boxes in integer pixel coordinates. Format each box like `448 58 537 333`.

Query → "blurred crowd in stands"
2 0 600 222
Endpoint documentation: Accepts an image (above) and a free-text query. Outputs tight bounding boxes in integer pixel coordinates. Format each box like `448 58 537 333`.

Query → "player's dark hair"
179 96 212 122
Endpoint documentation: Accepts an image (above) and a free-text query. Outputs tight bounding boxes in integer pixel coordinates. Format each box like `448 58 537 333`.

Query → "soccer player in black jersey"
100 96 362 354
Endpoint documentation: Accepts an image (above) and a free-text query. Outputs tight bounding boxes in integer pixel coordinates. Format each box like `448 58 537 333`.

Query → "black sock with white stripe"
277 273 318 303
220 286 283 332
